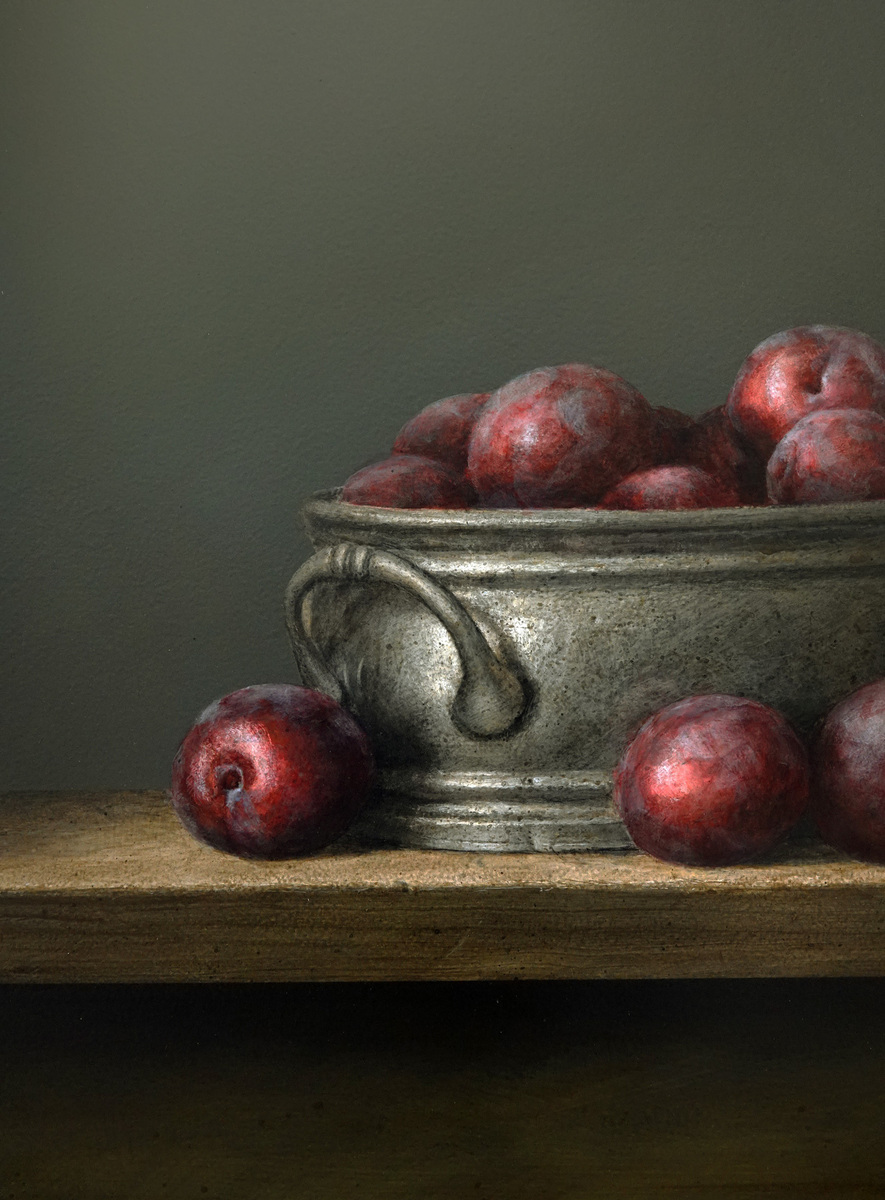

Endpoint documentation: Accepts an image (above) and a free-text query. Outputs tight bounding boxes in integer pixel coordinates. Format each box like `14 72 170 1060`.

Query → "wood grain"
2 791 885 982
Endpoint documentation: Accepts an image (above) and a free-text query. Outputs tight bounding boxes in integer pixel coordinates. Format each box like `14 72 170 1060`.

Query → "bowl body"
287 494 885 851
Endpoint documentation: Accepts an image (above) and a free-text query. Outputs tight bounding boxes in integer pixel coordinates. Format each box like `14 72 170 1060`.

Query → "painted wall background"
4 0 885 789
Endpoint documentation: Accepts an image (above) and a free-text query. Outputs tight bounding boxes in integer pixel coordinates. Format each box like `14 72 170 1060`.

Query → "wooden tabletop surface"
2 790 884 982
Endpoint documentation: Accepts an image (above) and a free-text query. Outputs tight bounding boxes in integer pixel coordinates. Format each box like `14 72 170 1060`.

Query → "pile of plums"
613 679 885 867
341 325 885 510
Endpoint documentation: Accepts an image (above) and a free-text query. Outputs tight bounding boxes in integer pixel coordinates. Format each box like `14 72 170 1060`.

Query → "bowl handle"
284 543 529 739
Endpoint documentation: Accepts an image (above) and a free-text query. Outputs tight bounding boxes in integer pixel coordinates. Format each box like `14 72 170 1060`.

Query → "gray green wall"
4 0 885 789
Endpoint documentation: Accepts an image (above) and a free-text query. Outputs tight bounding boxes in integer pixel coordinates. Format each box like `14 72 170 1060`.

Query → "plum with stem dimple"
727 325 885 458
171 684 375 858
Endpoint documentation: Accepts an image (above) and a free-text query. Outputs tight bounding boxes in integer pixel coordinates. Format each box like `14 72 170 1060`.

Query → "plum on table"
171 684 375 859
613 694 810 867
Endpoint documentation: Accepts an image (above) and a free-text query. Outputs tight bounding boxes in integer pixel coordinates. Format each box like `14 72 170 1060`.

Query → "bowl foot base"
353 768 633 853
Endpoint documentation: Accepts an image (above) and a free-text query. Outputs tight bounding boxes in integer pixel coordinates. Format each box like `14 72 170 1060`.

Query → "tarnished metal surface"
286 493 885 852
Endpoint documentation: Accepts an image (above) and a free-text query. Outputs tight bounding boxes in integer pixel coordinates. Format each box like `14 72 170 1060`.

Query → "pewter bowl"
286 493 885 852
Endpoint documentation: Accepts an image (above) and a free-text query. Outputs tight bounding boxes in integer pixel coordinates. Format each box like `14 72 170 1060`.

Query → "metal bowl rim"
301 490 885 536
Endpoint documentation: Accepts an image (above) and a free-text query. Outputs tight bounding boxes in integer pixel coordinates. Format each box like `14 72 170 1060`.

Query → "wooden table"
2 790 884 982
3 792 885 1196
